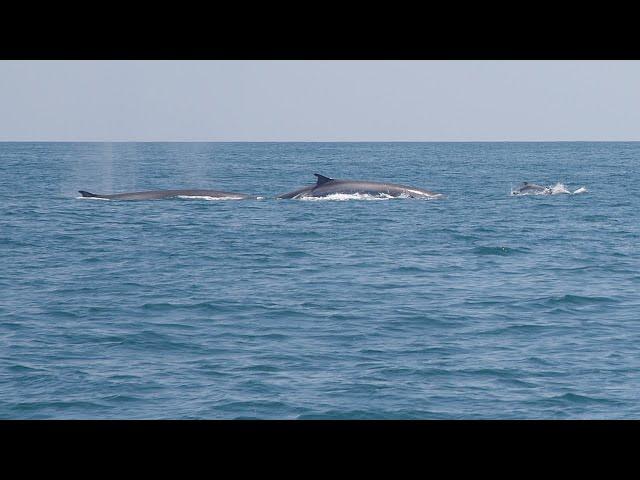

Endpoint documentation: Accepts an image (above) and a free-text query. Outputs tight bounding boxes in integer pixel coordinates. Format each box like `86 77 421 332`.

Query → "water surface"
0 142 638 418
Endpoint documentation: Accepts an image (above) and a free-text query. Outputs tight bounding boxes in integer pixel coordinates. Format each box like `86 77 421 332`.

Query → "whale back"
78 190 99 198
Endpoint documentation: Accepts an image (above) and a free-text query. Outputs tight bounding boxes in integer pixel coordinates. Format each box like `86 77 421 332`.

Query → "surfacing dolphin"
511 182 552 195
78 189 256 201
277 174 443 199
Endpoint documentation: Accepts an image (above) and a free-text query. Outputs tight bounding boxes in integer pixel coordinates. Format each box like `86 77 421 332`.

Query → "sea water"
0 142 638 419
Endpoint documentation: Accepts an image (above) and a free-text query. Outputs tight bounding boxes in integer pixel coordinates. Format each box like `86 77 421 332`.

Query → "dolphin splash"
277 174 443 200
511 182 552 195
511 182 587 196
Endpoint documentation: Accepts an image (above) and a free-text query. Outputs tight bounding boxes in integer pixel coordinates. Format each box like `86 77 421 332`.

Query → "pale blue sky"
1 60 639 141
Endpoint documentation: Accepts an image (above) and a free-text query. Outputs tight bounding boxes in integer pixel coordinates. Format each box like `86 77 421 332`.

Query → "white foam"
550 183 589 195
405 189 444 199
298 193 394 201
511 183 588 196
176 195 245 201
296 191 442 201
549 183 571 195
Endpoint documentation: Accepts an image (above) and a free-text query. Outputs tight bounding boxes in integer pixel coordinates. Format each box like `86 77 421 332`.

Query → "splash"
550 183 588 195
298 193 396 201
297 192 441 201
549 183 571 195
176 195 247 201
511 183 588 196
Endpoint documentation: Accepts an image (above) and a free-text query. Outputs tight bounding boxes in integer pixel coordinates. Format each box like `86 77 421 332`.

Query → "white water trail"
297 192 441 201
298 193 395 201
176 195 246 201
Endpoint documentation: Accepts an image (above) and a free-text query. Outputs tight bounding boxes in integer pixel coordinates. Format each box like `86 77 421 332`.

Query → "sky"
1 60 639 141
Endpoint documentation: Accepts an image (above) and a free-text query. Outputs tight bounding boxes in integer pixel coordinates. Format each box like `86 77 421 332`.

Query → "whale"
511 182 588 195
78 189 256 200
277 174 443 199
511 182 552 195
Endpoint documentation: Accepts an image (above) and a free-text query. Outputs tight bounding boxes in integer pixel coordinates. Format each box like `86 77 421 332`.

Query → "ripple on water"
471 246 530 256
2 141 640 419
543 294 619 306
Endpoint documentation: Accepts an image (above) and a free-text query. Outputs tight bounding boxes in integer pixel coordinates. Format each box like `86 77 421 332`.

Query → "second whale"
277 174 443 199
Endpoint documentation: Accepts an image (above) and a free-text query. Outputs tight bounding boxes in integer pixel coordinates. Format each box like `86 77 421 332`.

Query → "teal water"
1 142 638 419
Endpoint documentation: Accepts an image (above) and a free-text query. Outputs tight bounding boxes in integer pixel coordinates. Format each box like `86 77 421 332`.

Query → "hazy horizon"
2 60 639 142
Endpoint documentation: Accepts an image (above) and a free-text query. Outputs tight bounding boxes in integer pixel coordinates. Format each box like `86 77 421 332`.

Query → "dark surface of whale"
78 189 255 200
511 182 552 195
277 174 443 199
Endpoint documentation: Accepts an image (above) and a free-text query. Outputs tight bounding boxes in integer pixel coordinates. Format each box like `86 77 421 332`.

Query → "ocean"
1 142 638 419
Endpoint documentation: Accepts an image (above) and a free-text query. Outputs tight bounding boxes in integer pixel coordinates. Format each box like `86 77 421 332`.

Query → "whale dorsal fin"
314 174 334 186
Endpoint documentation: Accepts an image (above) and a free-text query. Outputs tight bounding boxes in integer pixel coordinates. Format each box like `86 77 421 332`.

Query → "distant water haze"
1 60 640 141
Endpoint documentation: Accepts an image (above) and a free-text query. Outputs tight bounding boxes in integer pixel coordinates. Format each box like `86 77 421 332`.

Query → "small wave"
8 364 43 373
546 393 619 405
392 265 427 273
217 400 290 413
282 250 312 258
472 246 526 256
581 214 607 222
239 365 281 372
297 410 420 420
140 301 223 312
478 324 549 336
545 294 617 305
13 400 108 413
76 196 110 200
102 394 145 403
